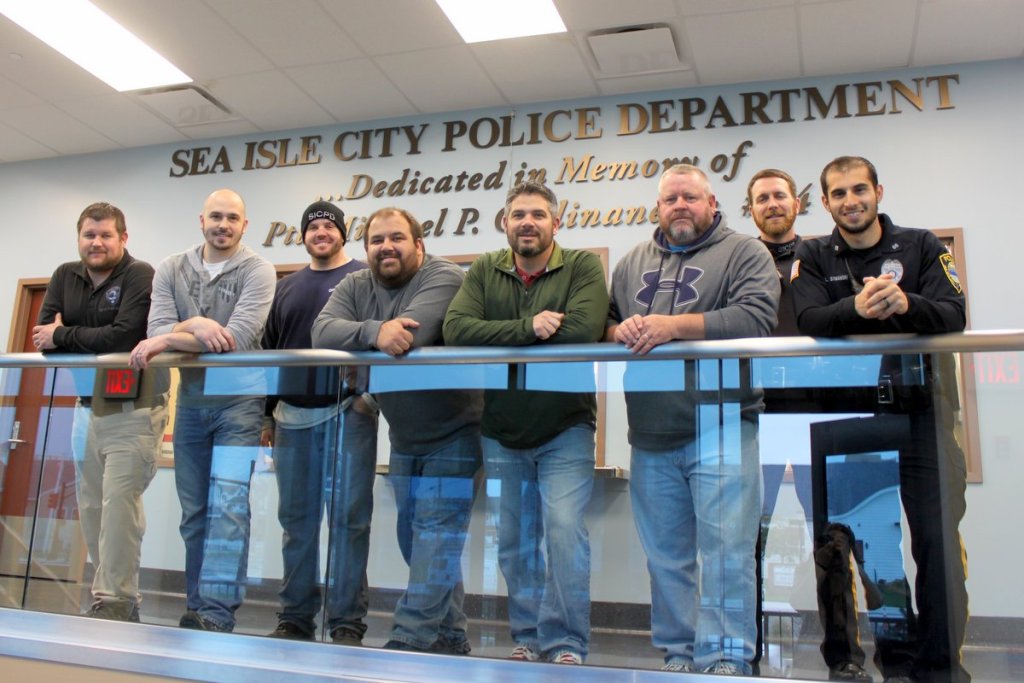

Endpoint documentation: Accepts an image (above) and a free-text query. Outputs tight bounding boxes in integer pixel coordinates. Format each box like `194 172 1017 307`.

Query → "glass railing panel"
0 363 61 612
2 340 1020 683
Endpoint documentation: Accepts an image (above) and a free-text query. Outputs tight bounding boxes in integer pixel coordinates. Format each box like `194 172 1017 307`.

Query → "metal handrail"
2 330 1022 368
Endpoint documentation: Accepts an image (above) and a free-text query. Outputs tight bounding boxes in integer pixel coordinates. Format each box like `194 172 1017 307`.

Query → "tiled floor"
7 576 1018 682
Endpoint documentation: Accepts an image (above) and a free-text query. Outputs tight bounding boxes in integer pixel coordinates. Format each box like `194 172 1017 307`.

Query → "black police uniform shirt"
790 214 965 337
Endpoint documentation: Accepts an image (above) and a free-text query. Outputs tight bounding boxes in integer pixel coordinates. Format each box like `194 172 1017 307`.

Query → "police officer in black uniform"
791 156 969 683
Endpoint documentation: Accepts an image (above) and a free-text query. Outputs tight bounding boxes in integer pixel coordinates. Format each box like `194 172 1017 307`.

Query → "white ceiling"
1 0 1022 164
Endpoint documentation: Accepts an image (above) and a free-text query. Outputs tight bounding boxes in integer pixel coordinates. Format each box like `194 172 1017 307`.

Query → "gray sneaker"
86 601 140 622
662 658 695 673
702 660 741 675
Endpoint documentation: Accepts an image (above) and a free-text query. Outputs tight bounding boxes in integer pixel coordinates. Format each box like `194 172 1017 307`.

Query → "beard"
754 210 797 239
370 253 416 288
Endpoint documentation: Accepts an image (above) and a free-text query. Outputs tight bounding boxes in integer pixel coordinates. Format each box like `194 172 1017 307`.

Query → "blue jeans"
482 424 595 658
387 430 481 649
273 407 378 637
173 398 265 630
630 415 762 673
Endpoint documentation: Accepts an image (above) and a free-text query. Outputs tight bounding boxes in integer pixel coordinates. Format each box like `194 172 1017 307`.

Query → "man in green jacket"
444 182 608 666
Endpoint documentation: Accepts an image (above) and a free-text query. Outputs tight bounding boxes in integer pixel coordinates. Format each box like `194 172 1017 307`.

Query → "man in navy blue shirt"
262 201 378 645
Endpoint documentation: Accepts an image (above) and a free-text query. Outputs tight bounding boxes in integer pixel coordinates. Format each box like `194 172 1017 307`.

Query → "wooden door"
0 280 85 594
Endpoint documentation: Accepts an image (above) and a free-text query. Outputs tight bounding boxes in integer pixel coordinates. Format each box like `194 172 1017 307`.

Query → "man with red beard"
262 201 378 644
791 157 969 683
313 207 481 655
748 168 803 336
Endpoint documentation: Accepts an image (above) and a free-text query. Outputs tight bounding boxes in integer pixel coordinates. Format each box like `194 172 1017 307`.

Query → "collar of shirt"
515 263 546 288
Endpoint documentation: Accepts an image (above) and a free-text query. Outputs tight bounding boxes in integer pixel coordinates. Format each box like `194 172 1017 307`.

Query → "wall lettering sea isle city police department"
164 74 959 248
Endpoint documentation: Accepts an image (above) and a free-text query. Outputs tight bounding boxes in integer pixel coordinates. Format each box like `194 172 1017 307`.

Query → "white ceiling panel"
175 119 261 142
686 8 801 84
556 0 679 30
675 0 795 16
323 0 461 56
595 69 699 96
800 0 917 76
209 0 364 68
914 0 1024 65
95 0 274 80
0 105 114 155
472 35 598 104
375 46 506 113
0 74 44 109
206 71 335 131
0 120 58 162
53 95 186 148
286 60 417 123
0 18 113 100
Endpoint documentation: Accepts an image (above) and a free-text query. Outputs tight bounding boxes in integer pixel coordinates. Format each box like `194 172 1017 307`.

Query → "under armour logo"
634 266 704 308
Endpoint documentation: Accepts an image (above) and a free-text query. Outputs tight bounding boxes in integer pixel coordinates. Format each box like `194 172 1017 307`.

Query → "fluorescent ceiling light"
0 0 191 91
436 0 566 43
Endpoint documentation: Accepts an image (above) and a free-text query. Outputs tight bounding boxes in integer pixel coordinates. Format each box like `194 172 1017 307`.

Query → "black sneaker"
430 633 471 655
830 662 874 682
383 639 428 652
268 621 313 640
331 627 363 646
179 610 233 632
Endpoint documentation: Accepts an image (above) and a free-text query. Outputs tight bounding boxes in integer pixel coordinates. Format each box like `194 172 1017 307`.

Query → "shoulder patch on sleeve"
790 259 801 281
939 252 962 294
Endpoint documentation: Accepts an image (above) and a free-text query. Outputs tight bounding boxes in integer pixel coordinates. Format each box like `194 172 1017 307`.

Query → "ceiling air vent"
131 84 236 129
587 25 686 76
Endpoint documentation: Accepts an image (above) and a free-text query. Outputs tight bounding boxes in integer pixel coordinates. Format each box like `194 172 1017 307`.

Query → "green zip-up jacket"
443 243 608 448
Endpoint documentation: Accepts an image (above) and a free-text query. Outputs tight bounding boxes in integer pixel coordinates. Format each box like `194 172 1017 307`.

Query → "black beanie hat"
301 201 346 242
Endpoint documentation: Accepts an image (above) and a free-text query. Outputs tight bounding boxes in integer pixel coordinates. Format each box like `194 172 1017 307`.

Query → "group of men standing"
32 154 968 683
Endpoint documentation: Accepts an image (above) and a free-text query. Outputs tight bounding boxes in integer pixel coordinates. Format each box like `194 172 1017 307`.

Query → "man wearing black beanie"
263 200 379 645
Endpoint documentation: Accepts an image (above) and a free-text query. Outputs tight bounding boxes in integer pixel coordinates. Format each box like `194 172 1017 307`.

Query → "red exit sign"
101 368 140 399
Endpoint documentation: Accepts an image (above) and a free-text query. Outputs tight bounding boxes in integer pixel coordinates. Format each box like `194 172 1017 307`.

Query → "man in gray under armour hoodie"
606 164 778 675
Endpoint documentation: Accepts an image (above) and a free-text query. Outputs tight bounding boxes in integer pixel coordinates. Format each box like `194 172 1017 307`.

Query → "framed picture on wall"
932 227 982 483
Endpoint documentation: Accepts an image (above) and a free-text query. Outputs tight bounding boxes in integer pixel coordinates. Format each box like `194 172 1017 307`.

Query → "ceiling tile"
375 46 506 113
472 35 598 104
0 19 114 100
556 0 679 30
323 0 461 56
176 119 261 142
675 0 794 16
286 60 417 123
52 95 186 148
0 74 44 109
686 7 801 84
0 105 115 155
0 120 58 162
206 71 335 131
800 0 917 76
208 0 364 67
914 0 1024 65
95 0 275 80
595 70 699 96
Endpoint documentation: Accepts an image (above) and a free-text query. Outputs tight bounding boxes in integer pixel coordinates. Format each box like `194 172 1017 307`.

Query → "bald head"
199 188 248 262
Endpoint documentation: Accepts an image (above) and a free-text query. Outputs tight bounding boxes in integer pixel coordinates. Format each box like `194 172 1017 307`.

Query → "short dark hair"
820 156 878 195
505 181 558 215
77 202 126 236
363 207 424 248
746 168 797 203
